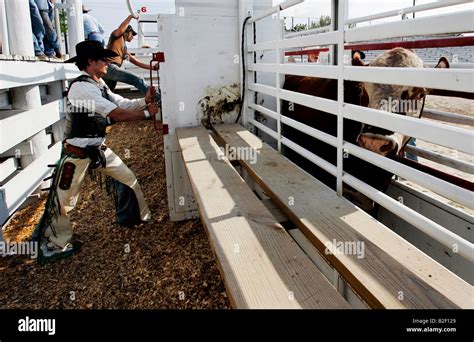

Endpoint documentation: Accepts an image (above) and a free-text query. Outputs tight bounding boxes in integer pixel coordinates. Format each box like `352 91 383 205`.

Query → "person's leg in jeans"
34 156 90 263
103 64 161 102
113 180 142 226
39 8 61 57
29 0 45 56
99 148 151 223
405 138 418 162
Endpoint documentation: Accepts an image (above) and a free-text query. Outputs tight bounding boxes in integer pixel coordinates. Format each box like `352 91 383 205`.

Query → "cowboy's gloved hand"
147 102 159 116
152 64 159 71
145 86 157 104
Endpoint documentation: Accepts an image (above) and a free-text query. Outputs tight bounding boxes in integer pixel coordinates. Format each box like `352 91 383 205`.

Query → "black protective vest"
64 75 111 139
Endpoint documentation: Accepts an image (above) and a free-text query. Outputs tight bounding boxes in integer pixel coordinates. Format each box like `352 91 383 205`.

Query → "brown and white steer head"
356 47 449 157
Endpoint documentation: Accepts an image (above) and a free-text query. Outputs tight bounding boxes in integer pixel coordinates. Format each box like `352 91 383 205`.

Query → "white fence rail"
243 0 474 262
0 61 81 226
0 0 82 226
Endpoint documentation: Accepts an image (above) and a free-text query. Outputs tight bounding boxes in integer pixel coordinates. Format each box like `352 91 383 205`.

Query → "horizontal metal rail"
285 25 331 38
245 0 473 265
345 0 471 25
403 145 474 175
279 88 338 115
249 118 278 140
422 108 474 126
249 103 279 121
248 62 338 79
344 103 473 155
345 10 474 43
281 115 338 147
344 66 474 93
248 0 304 24
249 31 338 52
344 142 473 210
248 82 277 97
281 136 337 176
343 173 474 263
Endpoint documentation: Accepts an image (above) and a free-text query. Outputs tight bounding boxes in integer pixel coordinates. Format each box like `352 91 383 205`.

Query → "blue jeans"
405 138 418 162
87 33 105 47
114 180 142 226
39 9 60 56
103 63 161 102
29 0 45 55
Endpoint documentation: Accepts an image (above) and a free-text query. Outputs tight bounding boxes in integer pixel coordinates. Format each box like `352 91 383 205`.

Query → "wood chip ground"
0 121 230 309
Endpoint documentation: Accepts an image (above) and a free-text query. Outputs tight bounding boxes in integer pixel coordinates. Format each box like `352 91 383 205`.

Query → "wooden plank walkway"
176 126 350 309
213 123 473 309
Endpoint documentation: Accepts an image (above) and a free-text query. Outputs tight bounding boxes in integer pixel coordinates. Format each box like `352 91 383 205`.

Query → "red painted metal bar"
345 36 474 51
399 157 474 192
285 48 329 56
149 52 165 131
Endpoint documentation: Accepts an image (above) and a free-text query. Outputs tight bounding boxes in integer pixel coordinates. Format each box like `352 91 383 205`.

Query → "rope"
126 0 139 19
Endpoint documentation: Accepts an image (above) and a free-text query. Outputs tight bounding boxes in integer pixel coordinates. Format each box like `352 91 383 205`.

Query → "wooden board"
176 126 350 309
213 123 473 309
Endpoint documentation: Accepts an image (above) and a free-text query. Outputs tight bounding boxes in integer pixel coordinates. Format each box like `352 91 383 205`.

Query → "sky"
83 0 473 47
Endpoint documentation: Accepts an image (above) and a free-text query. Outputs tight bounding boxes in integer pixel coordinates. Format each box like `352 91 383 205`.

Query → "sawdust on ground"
0 121 230 309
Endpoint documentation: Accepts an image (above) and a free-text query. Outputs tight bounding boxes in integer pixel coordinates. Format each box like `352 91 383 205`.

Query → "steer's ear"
435 57 450 69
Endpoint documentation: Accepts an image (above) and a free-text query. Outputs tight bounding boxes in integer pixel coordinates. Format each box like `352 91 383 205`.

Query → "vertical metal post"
242 0 255 129
138 21 145 47
49 81 65 143
5 0 48 193
336 0 346 197
53 1 65 53
330 0 337 66
276 6 283 153
0 0 9 55
65 0 84 57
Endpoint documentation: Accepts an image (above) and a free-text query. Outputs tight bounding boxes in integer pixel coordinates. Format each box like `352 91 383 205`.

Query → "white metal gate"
240 0 474 263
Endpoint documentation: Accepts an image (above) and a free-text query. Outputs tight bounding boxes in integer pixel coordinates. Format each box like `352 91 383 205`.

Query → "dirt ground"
0 121 230 309
415 95 473 182
401 95 473 214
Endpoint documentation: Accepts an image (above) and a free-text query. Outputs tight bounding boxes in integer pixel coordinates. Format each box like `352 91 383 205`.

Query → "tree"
288 15 331 33
309 15 331 29
59 10 68 34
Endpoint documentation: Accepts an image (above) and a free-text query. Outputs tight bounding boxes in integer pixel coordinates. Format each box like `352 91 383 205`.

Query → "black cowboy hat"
64 41 118 63
125 25 138 36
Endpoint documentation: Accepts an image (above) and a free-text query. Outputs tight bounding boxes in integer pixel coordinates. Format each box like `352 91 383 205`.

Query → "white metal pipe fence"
242 0 473 261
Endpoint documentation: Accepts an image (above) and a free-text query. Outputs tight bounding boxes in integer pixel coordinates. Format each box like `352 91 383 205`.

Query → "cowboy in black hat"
34 41 158 263
102 15 160 105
